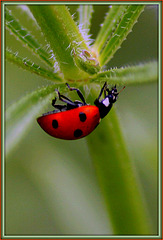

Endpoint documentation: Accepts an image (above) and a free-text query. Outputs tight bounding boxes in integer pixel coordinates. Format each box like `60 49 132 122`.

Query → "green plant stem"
87 101 151 234
29 5 91 80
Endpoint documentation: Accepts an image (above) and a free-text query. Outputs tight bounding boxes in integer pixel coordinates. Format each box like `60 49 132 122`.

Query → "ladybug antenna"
117 86 125 95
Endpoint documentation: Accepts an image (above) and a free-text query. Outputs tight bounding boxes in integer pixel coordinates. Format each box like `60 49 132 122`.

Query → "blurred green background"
5 5 158 235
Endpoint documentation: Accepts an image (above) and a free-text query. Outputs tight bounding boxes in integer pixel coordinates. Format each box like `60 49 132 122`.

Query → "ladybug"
37 82 125 140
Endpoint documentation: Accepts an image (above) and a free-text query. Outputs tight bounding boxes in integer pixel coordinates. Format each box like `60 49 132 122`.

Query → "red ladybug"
37 82 124 140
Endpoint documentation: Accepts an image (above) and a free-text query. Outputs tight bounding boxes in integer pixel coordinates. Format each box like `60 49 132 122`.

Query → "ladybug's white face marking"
113 95 116 101
102 97 110 107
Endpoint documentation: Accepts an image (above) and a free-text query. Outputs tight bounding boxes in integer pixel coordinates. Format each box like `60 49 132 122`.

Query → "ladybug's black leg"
52 97 57 106
51 97 65 111
53 104 67 111
97 82 107 100
56 89 79 109
66 83 86 105
56 89 74 104
59 94 75 104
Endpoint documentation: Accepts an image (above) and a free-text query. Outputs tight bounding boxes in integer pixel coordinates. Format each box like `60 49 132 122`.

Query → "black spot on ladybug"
52 119 58 129
79 112 87 122
74 129 83 138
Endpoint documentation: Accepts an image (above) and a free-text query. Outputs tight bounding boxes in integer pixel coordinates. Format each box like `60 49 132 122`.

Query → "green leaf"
6 48 62 82
6 84 64 156
93 5 128 54
78 5 93 35
29 5 92 80
91 61 157 85
99 5 145 66
5 7 54 67
87 107 152 234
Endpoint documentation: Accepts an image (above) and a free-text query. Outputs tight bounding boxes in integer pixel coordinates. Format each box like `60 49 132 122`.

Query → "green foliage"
29 5 92 80
78 5 93 33
91 61 157 85
6 48 62 81
87 108 151 234
98 5 145 65
5 7 53 67
93 5 127 54
6 85 58 155
5 4 158 236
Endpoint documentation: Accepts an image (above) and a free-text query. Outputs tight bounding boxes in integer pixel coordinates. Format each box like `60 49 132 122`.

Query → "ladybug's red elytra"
37 82 125 140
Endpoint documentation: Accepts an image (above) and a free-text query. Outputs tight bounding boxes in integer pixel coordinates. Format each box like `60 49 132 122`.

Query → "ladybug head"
106 85 119 103
94 84 125 119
